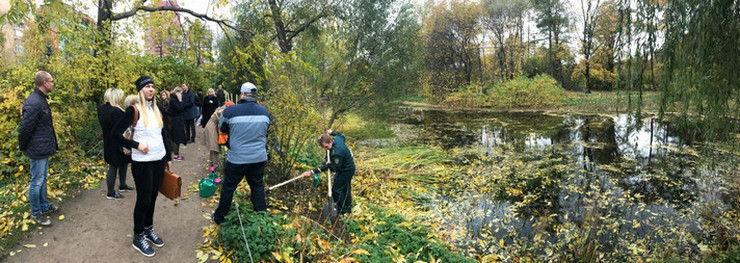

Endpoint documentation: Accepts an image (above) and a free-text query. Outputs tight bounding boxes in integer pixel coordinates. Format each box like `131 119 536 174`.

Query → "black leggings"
131 160 165 235
172 142 180 156
106 164 128 195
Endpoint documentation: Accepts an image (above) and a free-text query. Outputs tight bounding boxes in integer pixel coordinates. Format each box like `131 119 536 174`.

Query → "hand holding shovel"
322 150 338 218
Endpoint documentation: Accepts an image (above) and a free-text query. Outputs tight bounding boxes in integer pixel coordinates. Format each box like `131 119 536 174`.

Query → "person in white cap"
212 82 272 225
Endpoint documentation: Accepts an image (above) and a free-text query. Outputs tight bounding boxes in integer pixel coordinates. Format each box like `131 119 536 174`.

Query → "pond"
391 109 739 261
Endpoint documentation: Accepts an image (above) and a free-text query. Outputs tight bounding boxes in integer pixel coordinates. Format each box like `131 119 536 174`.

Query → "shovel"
322 150 338 218
265 174 305 194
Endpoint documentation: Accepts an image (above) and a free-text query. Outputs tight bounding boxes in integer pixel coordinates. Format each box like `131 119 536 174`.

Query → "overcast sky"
67 0 618 56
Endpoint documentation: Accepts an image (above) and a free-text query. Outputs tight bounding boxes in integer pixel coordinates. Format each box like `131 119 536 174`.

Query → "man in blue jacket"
212 82 271 225
18 71 59 226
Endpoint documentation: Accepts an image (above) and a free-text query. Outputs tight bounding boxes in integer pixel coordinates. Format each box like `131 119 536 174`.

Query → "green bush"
490 74 566 108
444 74 566 109
213 200 473 262
217 209 284 262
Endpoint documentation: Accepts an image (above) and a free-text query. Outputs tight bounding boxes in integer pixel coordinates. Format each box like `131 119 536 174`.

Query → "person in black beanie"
113 75 172 257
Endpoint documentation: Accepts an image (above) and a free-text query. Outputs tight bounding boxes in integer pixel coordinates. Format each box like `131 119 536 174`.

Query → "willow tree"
662 0 739 140
322 0 420 127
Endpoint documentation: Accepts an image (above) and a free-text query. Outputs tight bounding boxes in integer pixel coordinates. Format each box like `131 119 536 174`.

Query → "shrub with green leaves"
217 209 285 262
444 74 566 109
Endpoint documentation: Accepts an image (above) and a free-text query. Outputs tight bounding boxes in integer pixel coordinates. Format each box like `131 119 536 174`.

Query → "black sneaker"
41 205 59 216
30 215 52 226
211 212 220 226
119 185 135 192
106 192 124 200
133 233 155 257
144 227 164 247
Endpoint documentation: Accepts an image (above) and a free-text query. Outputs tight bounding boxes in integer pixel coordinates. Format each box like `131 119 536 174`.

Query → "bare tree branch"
111 4 251 36
286 12 328 42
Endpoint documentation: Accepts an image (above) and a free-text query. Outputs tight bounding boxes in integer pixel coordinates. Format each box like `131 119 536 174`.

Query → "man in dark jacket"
212 82 271 225
216 85 225 106
182 83 197 143
195 89 203 124
18 71 59 226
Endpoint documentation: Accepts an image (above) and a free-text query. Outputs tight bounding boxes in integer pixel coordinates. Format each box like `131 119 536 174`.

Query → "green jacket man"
302 129 355 214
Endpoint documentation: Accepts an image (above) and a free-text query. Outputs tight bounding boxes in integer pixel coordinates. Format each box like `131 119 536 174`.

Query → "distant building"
1 0 26 64
36 3 94 55
146 0 183 57
0 0 95 64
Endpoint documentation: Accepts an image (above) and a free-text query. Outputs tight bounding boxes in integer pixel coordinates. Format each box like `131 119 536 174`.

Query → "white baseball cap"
240 82 257 94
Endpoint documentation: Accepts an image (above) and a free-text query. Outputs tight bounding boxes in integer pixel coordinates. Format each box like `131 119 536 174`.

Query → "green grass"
361 146 448 171
561 90 662 113
334 114 395 141
657 246 740 263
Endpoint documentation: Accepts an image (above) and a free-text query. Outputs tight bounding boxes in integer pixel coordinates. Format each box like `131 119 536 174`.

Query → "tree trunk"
268 0 291 53
585 58 591 93
548 29 554 78
327 38 360 128
95 0 114 91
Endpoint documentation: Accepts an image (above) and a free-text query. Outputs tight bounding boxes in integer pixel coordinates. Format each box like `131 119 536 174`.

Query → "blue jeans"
29 158 51 216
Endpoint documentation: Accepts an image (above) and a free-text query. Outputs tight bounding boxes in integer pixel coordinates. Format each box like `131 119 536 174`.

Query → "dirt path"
6 127 214 263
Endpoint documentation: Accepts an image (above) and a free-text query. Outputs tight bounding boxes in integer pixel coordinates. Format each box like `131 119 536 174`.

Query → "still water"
395 109 738 260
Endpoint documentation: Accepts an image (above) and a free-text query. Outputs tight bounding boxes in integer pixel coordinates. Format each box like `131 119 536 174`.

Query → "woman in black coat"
97 88 134 199
157 91 172 134
168 87 187 160
200 88 219 128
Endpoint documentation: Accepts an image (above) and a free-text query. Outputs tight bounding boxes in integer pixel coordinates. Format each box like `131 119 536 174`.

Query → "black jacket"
168 95 187 144
200 95 219 128
157 100 172 136
311 131 355 175
97 103 130 166
18 88 58 159
182 90 197 120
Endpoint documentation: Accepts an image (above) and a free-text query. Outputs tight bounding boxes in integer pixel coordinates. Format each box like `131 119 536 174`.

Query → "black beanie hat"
135 76 154 92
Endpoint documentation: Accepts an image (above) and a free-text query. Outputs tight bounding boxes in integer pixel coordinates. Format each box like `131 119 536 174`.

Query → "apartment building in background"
146 0 183 57
1 0 27 64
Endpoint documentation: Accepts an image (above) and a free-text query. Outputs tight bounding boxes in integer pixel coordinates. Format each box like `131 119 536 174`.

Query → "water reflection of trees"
399 109 734 259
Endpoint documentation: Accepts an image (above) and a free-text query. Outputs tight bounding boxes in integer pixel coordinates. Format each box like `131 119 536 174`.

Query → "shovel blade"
322 202 337 219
